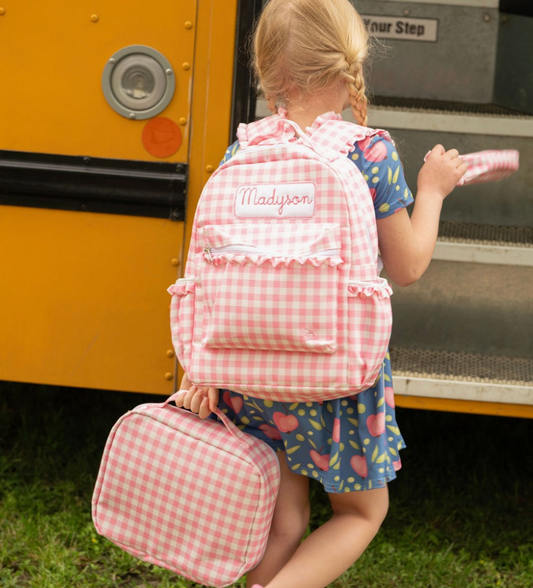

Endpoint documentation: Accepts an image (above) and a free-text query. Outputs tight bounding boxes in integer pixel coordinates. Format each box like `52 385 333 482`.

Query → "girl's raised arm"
377 144 468 287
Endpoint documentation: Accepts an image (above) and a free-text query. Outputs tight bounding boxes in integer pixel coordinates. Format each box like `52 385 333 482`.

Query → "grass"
1 381 532 588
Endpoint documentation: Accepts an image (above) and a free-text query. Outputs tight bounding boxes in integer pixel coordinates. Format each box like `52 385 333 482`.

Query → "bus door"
354 0 533 417
248 0 533 418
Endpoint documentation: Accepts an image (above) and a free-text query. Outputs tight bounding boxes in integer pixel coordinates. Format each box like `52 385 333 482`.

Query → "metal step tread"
434 221 533 266
258 96 533 137
390 347 533 387
372 96 533 120
367 98 533 136
438 221 533 248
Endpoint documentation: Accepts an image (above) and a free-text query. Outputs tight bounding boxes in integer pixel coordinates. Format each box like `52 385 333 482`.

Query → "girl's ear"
267 96 277 113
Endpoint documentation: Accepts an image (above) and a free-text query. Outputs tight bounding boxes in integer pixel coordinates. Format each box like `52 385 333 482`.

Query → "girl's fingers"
181 389 194 410
429 143 445 157
457 158 468 171
174 389 187 408
198 397 211 419
446 148 460 160
189 390 206 414
208 387 220 412
180 387 198 410
174 384 218 418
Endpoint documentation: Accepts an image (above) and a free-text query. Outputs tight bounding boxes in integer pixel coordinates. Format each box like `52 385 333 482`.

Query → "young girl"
177 1 467 587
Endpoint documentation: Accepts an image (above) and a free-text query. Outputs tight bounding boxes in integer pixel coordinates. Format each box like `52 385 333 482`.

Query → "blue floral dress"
216 126 413 493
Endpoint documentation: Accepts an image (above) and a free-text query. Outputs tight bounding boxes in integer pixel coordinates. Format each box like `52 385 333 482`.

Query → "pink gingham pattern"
458 149 519 185
424 149 520 185
92 394 280 588
168 112 393 401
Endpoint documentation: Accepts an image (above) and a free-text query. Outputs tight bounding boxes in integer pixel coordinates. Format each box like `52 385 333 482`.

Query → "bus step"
434 221 533 267
390 347 533 407
390 347 533 387
371 96 532 120
439 220 533 246
367 98 533 137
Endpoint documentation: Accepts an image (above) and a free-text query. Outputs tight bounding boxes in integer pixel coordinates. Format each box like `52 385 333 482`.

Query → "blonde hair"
253 0 370 125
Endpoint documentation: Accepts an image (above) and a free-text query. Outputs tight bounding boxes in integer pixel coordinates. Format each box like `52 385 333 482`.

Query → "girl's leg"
263 485 389 588
247 453 310 588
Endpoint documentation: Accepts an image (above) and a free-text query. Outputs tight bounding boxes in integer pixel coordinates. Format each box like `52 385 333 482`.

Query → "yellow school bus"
0 0 255 394
1 1 531 416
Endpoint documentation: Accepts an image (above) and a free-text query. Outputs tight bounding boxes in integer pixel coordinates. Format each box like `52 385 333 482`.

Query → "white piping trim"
394 376 533 405
368 108 533 138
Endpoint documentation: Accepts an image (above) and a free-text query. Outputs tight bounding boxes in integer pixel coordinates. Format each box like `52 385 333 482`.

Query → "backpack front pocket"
200 224 343 354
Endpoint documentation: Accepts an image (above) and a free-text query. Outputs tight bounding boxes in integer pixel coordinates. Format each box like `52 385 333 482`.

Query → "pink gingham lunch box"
92 393 280 587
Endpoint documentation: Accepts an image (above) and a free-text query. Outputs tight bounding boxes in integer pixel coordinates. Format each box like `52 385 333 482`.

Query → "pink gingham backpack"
92 392 280 587
168 111 393 401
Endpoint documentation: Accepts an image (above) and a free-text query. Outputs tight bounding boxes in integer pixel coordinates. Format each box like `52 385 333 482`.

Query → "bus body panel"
0 0 239 393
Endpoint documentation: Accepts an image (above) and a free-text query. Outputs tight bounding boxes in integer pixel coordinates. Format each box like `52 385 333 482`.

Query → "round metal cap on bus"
102 45 175 120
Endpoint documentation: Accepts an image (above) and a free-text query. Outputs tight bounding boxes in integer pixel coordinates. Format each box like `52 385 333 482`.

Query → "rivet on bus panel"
179 118 187 126
165 372 173 381
184 21 193 29
166 350 175 358
91 14 99 23
182 62 190 70
0 8 6 16
206 165 214 173
171 258 180 266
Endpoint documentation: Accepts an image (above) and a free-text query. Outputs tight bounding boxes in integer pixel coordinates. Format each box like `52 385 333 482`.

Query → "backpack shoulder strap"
235 110 393 158
307 116 392 155
236 114 300 149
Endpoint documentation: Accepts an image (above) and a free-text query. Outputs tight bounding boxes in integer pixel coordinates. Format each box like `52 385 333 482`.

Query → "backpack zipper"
203 244 340 262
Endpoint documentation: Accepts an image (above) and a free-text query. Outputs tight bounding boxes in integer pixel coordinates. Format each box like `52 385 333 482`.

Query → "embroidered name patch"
235 183 316 218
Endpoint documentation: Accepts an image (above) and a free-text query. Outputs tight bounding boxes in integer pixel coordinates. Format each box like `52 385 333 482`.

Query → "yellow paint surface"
0 0 196 161
0 0 239 393
396 394 533 419
0 206 182 393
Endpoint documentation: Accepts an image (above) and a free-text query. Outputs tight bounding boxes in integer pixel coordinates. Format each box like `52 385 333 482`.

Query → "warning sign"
361 15 438 42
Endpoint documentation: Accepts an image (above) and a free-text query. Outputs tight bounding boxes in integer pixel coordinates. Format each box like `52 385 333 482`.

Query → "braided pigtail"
252 0 371 123
346 63 368 127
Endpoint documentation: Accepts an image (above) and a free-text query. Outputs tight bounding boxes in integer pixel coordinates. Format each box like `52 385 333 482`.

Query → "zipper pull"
203 247 213 262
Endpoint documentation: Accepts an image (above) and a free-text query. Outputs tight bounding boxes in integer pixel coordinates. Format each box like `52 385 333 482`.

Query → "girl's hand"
417 144 468 201
378 145 468 286
175 375 219 419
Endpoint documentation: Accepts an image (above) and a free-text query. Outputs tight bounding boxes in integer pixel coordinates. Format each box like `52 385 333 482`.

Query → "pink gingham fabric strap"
164 392 251 444
424 149 519 185
458 149 519 185
305 112 392 155
238 108 391 156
